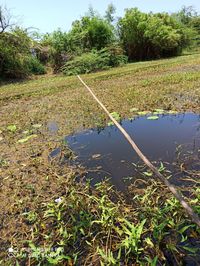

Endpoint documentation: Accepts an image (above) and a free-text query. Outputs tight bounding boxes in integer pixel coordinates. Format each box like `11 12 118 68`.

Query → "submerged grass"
0 53 200 264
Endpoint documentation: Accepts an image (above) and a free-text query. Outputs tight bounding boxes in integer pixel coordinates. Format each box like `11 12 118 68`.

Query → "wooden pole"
77 74 200 227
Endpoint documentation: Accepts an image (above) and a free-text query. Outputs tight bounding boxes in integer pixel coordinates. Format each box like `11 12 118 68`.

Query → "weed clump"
6 178 200 265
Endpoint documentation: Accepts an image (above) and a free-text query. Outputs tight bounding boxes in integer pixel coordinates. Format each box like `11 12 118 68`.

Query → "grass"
0 53 200 265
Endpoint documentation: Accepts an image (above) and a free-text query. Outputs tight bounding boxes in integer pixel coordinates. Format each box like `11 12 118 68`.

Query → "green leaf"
32 124 42 128
18 134 37 143
130 107 139 112
7 125 17 132
147 116 159 120
154 109 165 114
179 225 192 234
110 112 120 121
143 171 153 176
182 246 198 253
108 112 120 125
137 111 150 116
167 110 178 114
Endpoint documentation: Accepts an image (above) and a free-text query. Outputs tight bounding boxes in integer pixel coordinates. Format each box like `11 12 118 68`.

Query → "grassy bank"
0 53 200 265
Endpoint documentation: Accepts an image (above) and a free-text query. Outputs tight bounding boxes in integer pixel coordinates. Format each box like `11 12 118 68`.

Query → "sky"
2 0 200 34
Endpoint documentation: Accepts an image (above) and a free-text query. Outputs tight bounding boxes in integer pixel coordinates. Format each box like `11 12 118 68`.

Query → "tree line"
0 4 199 79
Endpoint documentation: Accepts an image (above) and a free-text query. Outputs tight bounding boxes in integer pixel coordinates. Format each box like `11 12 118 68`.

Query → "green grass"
0 53 200 265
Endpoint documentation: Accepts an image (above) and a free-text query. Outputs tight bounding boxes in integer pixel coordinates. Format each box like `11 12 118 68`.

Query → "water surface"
66 113 200 191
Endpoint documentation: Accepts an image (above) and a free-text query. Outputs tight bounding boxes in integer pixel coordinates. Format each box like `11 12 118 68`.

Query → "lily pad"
108 112 120 126
153 109 165 115
7 125 17 132
110 112 120 121
154 109 165 113
130 108 139 112
137 111 150 116
167 110 178 114
147 116 159 120
18 134 37 143
32 124 42 129
92 154 101 159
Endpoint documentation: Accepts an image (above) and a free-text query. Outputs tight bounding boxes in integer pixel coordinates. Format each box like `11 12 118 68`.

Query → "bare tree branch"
0 6 15 34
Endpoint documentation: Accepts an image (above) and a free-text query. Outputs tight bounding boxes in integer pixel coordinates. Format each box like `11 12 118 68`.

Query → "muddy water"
65 113 200 191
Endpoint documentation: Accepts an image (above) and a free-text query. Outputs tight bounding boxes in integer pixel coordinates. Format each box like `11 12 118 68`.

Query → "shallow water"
65 113 200 191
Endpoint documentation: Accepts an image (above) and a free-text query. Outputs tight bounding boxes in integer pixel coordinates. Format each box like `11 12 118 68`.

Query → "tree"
118 8 191 60
0 6 14 33
175 6 197 25
0 26 45 78
105 3 116 23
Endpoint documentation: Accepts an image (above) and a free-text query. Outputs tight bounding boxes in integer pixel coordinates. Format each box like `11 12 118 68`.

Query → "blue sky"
3 0 200 34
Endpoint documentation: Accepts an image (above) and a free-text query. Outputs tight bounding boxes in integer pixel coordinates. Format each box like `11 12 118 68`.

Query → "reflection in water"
66 113 200 191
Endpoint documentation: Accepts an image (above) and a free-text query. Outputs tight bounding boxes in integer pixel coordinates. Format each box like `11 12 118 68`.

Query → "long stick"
77 75 200 227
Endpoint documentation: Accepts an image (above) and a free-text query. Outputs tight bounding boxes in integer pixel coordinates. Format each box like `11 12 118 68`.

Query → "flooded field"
66 113 200 190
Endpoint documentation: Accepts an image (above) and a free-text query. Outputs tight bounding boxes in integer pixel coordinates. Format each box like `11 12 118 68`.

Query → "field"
1 53 200 265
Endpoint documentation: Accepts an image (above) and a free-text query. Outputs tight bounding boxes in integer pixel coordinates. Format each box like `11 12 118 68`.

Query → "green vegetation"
118 8 193 60
1 4 200 79
0 27 46 78
8 179 200 265
62 47 127 75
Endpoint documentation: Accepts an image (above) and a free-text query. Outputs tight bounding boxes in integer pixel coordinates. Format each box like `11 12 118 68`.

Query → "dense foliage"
0 27 46 79
118 8 194 60
62 46 128 75
0 4 200 78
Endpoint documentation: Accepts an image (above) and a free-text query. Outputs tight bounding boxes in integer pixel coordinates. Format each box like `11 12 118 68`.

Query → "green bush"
0 28 46 79
62 47 127 76
25 56 46 75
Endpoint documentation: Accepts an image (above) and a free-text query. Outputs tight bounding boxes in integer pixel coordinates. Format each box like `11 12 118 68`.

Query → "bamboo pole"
77 74 200 227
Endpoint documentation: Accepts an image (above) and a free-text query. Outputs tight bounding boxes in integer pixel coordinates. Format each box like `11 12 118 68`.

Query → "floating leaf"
92 154 101 159
32 124 42 129
108 112 120 126
137 111 150 116
18 134 37 143
167 110 178 114
130 108 139 112
110 112 120 121
7 125 17 132
153 109 165 115
147 116 159 120
154 109 165 113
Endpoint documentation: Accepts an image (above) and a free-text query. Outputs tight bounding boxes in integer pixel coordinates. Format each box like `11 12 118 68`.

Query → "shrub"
62 47 127 76
25 56 46 75
0 29 46 79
